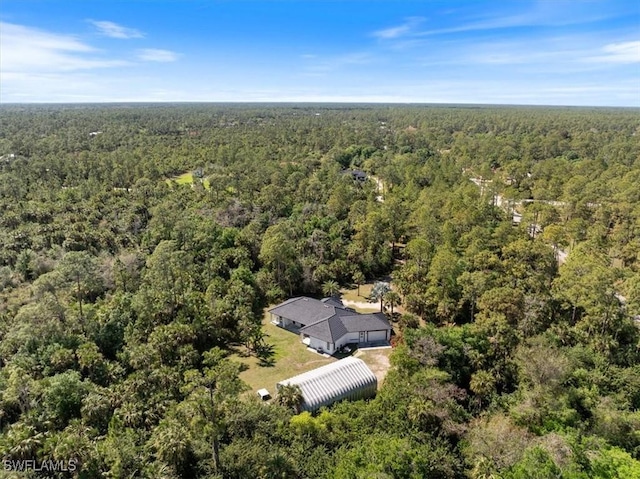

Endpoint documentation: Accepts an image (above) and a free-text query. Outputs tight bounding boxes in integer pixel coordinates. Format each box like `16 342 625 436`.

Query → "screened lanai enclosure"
277 356 378 412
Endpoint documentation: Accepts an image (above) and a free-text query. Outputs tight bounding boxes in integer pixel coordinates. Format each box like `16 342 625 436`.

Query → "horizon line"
1 101 638 109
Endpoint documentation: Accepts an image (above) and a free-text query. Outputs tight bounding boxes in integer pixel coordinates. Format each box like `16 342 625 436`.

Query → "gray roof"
300 315 348 343
269 297 339 326
321 297 346 309
269 297 391 344
277 357 377 412
300 312 391 343
340 312 391 333
343 169 367 180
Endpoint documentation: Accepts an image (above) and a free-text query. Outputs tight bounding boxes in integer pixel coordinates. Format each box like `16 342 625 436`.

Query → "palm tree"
352 270 365 297
322 280 340 298
384 290 401 315
276 384 303 413
369 281 391 312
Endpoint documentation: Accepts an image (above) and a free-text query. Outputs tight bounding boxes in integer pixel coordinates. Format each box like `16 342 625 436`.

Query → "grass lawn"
340 282 380 312
231 311 335 394
166 171 211 189
174 171 194 185
341 280 406 315
340 282 385 313
341 282 374 303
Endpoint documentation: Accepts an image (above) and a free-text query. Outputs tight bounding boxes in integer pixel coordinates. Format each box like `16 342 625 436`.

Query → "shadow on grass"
256 343 276 367
226 343 250 357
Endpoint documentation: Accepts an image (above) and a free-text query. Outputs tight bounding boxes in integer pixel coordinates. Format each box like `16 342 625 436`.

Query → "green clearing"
341 282 374 303
341 281 406 315
232 311 335 394
233 305 397 397
340 282 384 313
166 171 211 189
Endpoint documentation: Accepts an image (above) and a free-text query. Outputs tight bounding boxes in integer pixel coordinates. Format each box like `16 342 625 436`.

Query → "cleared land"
355 347 393 385
232 311 335 394
232 306 396 396
167 171 211 189
340 283 379 312
341 281 405 315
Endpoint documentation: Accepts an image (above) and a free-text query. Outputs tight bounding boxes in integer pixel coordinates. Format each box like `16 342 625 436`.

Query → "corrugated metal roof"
277 357 377 412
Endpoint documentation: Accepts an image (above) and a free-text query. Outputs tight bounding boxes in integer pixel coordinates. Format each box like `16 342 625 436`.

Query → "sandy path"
355 348 392 384
342 299 381 311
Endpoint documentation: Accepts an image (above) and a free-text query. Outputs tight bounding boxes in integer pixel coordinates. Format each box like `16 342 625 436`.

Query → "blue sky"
1 0 638 105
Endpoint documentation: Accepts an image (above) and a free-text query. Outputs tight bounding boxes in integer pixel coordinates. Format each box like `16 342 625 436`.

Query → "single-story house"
269 297 391 354
277 356 377 412
341 169 367 182
350 169 367 181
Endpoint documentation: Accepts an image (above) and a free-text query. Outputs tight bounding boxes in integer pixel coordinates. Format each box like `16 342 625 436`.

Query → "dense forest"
0 103 639 478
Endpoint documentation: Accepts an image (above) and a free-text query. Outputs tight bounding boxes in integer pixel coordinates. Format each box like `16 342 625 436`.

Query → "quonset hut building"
277 357 377 412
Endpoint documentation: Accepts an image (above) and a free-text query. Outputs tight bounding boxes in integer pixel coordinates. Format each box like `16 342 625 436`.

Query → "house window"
327 342 330 350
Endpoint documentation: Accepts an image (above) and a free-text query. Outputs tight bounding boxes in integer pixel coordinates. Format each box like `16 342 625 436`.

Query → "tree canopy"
0 103 638 478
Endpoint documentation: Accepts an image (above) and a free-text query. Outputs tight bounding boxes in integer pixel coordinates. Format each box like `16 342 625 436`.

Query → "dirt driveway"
355 347 392 385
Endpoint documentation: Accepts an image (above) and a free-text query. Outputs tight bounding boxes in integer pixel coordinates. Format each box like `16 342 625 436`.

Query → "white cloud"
89 20 143 39
137 49 180 62
374 24 412 40
372 17 424 39
405 2 626 38
459 39 581 67
0 22 184 102
584 41 640 64
0 22 129 74
420 33 638 73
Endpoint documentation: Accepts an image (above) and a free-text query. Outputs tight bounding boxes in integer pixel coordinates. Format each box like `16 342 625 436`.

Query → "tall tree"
58 251 103 320
369 281 391 312
259 223 301 297
384 290 401 315
352 270 365 297
552 243 624 354
133 240 193 326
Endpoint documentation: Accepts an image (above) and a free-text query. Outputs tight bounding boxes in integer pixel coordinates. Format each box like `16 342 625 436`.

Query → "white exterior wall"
275 315 288 326
279 316 305 328
334 330 389 349
367 330 388 342
334 336 347 350
334 332 361 350
307 329 390 353
308 336 334 353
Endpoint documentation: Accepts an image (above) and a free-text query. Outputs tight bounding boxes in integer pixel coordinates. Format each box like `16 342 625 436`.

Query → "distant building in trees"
343 169 367 182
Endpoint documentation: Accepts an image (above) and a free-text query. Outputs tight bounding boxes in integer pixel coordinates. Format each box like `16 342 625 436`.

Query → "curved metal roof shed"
277 357 377 412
